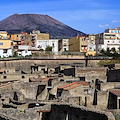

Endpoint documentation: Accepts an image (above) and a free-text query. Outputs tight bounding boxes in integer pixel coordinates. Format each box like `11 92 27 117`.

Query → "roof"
58 81 89 90
21 32 28 34
78 36 85 37
30 77 50 82
110 89 120 97
0 82 12 87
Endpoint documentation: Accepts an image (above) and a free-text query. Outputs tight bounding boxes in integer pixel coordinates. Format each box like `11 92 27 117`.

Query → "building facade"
36 39 59 54
69 36 88 52
95 27 120 53
0 39 12 58
58 39 69 53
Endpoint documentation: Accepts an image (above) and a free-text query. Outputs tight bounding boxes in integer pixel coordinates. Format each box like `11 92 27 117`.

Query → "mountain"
0 14 85 39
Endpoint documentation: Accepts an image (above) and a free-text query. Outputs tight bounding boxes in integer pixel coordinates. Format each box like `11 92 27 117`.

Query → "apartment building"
0 39 12 58
0 31 8 39
36 39 59 54
95 27 120 53
85 34 96 56
69 36 88 52
58 39 69 53
104 28 120 51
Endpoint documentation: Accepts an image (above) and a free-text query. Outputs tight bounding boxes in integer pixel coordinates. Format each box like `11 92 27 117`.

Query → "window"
45 42 47 46
52 43 54 47
113 41 114 43
22 76 25 78
3 76 7 79
108 41 110 43
119 41 120 43
3 49 7 53
64 48 66 51
111 31 113 33
0 42 3 45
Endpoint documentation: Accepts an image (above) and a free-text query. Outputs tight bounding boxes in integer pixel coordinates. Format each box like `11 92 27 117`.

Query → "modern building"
85 34 96 56
36 39 59 54
95 27 120 53
0 39 12 58
0 31 8 39
69 36 88 52
58 39 69 53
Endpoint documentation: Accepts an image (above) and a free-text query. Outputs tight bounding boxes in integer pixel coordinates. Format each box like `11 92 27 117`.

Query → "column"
117 98 119 109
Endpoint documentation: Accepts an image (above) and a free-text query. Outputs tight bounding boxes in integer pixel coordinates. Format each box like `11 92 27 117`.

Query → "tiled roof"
0 82 12 87
110 89 120 97
58 81 89 90
30 77 49 82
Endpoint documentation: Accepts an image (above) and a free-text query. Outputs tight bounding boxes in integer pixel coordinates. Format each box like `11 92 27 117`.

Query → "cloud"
99 24 109 28
112 20 120 23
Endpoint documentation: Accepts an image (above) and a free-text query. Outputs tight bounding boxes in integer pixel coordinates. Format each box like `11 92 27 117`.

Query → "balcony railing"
104 37 116 40
18 45 29 50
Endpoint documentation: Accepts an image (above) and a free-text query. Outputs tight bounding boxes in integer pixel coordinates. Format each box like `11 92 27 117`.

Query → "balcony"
104 37 116 40
18 45 29 50
117 37 120 40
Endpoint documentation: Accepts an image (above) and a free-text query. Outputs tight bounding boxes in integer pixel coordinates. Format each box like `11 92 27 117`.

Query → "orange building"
7 33 21 41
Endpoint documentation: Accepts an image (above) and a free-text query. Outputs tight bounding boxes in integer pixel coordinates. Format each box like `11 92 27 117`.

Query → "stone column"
79 97 82 105
39 112 43 120
66 113 68 120
85 96 90 107
117 98 119 109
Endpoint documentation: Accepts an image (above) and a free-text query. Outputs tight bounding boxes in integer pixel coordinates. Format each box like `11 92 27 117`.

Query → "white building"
17 45 32 57
36 39 59 54
95 27 120 53
58 39 69 53
0 49 12 58
103 28 120 51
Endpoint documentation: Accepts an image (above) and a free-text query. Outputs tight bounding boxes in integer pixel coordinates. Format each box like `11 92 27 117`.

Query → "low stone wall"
101 82 120 91
0 103 115 120
75 67 107 82
43 104 115 120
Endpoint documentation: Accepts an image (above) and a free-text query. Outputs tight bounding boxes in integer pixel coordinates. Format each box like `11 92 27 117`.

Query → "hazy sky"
0 0 120 34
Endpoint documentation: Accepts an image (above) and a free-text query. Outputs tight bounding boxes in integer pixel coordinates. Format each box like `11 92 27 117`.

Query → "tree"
111 47 116 53
45 45 52 51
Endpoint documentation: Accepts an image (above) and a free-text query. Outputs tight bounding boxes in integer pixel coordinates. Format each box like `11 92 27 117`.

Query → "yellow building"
32 30 49 40
69 36 88 52
0 39 11 49
0 31 8 39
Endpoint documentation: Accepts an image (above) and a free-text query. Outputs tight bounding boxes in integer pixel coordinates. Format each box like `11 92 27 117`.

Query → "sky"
0 0 120 34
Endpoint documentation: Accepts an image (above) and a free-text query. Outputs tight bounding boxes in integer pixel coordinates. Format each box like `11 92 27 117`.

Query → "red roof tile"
59 82 76 89
58 81 89 90
110 89 120 97
64 84 81 90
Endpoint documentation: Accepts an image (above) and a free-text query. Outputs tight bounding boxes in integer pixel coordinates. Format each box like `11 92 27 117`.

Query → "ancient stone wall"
97 91 109 110
101 82 120 91
0 60 85 71
43 104 115 120
75 67 107 82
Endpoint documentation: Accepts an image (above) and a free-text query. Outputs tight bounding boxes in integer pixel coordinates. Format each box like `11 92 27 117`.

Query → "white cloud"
112 20 120 23
99 24 109 28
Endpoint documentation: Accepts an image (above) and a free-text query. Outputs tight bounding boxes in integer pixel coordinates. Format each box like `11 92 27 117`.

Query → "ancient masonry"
0 59 119 120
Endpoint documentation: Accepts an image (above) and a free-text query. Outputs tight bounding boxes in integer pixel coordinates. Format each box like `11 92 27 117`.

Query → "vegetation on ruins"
45 45 52 51
97 59 120 67
100 47 120 59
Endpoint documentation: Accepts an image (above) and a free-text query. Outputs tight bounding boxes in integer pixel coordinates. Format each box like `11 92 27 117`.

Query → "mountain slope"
0 14 85 38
